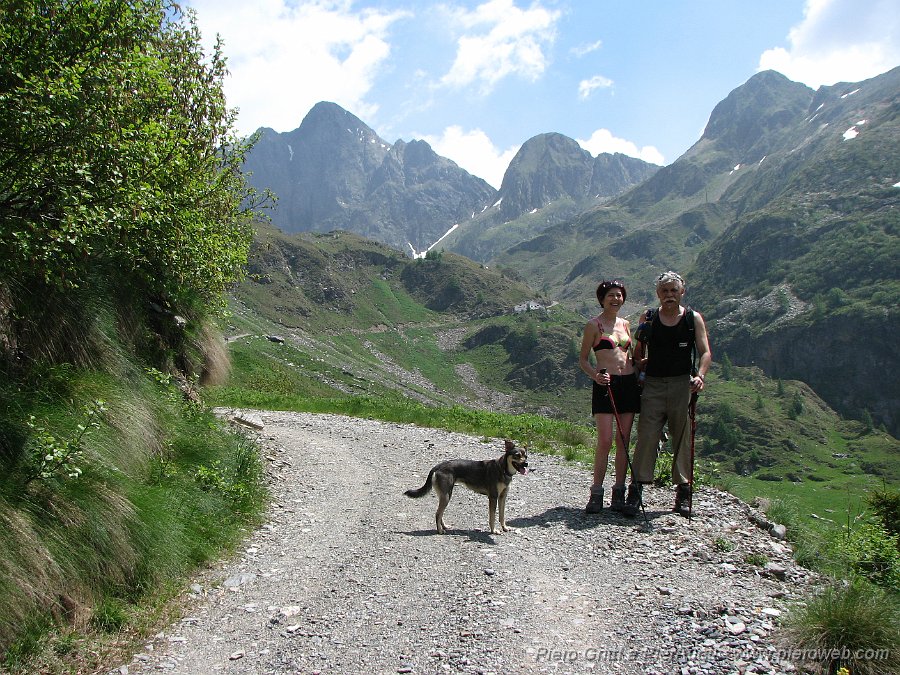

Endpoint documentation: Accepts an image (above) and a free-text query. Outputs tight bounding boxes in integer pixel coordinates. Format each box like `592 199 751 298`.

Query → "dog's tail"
404 469 435 498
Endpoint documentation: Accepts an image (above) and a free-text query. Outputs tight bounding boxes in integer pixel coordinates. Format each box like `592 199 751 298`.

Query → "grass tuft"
780 580 900 675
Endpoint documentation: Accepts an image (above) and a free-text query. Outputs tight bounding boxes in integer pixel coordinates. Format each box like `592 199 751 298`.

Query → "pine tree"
721 353 733 380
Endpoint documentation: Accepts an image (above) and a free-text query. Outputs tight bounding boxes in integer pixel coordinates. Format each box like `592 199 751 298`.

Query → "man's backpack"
635 307 698 375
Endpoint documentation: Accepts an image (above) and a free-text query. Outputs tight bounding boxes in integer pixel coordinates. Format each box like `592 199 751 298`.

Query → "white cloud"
188 0 409 136
577 129 665 166
439 0 561 91
758 0 900 87
571 39 603 58
578 74 614 99
420 126 520 189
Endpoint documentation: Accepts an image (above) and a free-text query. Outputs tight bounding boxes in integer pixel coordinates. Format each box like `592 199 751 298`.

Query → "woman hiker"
578 279 641 512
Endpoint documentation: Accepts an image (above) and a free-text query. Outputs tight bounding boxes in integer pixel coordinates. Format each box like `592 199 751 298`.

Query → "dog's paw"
501 524 516 532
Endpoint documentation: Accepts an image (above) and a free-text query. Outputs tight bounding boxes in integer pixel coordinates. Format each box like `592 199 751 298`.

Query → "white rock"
728 621 747 635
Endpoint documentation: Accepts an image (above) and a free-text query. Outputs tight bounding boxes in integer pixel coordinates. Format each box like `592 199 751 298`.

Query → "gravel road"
118 410 816 675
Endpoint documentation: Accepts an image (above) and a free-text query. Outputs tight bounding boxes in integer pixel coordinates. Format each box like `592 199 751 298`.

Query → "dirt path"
119 410 814 675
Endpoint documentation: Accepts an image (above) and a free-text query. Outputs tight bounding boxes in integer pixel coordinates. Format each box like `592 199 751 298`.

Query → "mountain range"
241 66 900 435
242 103 657 257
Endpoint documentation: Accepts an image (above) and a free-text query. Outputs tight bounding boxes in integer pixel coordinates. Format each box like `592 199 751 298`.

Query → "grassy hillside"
0 325 266 671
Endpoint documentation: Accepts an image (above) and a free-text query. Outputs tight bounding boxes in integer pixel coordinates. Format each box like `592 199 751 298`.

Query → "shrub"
720 353 733 380
744 553 769 566
781 580 900 675
788 393 804 420
867 486 900 538
714 537 735 552
829 523 900 592
0 0 261 313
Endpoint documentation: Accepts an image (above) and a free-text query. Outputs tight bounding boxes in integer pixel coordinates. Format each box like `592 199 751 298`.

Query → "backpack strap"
635 308 656 344
685 306 697 375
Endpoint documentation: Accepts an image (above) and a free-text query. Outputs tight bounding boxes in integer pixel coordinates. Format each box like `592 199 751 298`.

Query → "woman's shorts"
592 373 641 415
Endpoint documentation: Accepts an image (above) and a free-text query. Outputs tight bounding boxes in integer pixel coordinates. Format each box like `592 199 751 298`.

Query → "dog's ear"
504 439 515 452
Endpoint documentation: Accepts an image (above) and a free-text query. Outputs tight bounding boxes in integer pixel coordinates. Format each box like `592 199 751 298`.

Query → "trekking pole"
602 370 650 528
688 391 698 522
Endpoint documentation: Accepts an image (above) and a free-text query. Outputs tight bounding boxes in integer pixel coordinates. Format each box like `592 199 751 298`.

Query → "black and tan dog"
404 439 528 534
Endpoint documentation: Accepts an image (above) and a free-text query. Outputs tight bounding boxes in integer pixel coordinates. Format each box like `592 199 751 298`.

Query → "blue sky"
188 0 900 189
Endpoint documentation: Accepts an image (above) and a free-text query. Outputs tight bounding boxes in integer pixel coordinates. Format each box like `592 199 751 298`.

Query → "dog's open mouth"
516 463 529 475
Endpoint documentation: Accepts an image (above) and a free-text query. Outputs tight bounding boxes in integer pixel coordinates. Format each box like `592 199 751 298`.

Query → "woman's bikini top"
592 316 632 352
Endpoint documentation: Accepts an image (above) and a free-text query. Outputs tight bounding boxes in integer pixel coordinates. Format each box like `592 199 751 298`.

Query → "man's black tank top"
645 311 693 377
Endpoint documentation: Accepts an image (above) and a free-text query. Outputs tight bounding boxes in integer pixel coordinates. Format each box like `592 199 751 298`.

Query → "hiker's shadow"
401 528 500 544
507 505 668 531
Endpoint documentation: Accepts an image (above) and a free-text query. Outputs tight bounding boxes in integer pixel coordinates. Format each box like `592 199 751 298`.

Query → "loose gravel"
117 410 817 675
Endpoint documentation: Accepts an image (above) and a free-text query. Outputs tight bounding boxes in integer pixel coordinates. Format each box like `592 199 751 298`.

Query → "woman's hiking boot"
673 483 692 517
585 486 605 513
622 483 643 518
610 484 626 512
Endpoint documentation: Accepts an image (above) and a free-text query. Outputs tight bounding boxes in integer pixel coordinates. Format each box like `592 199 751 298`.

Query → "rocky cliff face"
498 132 658 220
442 133 658 262
243 102 497 254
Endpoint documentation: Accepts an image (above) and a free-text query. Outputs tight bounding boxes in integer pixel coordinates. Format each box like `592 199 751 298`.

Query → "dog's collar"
505 461 525 477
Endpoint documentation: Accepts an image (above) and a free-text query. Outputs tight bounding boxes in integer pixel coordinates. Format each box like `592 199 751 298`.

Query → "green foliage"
861 409 875 433
743 553 769 566
652 445 721 488
787 392 804 420
567 338 579 362
708 402 743 451
714 537 735 552
21 400 107 484
559 426 591 449
90 598 128 633
0 0 262 311
782 580 900 675
867 486 900 538
720 353 733 380
825 287 851 307
0 363 267 663
193 439 263 509
830 523 900 592
510 320 539 352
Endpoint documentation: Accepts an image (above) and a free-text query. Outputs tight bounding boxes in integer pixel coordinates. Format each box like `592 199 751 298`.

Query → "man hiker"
623 271 712 518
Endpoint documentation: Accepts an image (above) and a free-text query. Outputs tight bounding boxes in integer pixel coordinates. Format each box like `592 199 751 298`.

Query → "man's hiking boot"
673 483 692 517
622 483 643 518
585 486 604 514
609 484 626 512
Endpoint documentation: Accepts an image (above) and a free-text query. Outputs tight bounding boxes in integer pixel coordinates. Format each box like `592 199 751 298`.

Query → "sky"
187 0 900 189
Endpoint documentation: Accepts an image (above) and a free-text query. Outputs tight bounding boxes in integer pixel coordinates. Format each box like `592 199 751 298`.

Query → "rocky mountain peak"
701 70 813 161
243 101 496 253
497 132 657 220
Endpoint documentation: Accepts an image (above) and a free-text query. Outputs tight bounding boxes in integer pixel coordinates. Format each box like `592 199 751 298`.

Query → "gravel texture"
117 410 817 675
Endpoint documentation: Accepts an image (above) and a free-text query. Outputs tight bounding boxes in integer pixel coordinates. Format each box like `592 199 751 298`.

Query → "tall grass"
762 496 900 672
0 351 266 672
781 580 900 675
